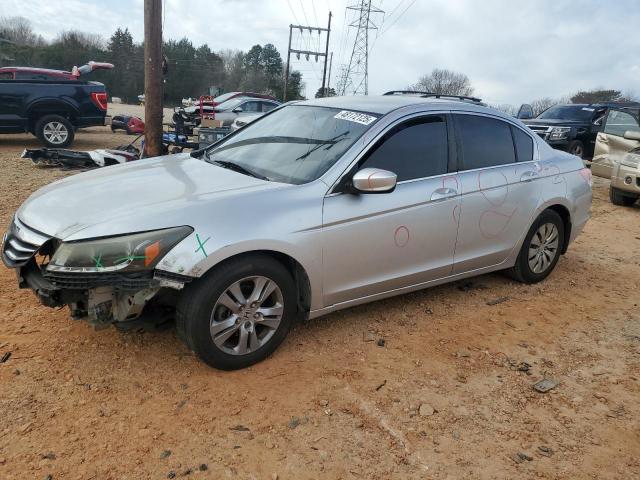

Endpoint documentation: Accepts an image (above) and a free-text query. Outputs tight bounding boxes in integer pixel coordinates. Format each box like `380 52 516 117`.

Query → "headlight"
47 226 193 273
620 152 640 169
549 127 571 140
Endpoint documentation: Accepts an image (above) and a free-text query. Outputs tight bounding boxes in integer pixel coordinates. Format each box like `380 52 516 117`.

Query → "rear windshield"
206 105 380 184
537 105 595 122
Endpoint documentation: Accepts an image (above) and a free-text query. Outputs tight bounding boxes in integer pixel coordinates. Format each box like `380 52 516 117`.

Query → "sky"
3 0 640 105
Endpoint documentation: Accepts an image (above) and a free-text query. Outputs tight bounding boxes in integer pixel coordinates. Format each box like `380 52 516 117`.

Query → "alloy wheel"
209 276 284 355
43 121 69 145
528 223 559 274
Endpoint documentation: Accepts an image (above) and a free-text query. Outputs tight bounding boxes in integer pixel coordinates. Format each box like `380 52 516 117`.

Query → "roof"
296 95 502 117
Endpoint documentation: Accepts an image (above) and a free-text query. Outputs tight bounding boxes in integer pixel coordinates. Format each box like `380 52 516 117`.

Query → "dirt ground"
0 123 639 480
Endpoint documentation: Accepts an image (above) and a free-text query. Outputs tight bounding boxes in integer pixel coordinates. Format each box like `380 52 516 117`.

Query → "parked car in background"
181 97 280 127
590 107 640 206
230 112 263 131
0 73 109 147
2 93 592 370
519 102 640 159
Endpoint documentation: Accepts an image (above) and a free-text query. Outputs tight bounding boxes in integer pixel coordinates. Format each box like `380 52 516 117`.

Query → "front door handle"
520 171 539 182
430 187 457 201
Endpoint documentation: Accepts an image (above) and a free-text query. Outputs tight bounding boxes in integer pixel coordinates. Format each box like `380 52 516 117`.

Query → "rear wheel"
35 114 74 148
176 254 297 370
507 209 564 284
609 186 638 206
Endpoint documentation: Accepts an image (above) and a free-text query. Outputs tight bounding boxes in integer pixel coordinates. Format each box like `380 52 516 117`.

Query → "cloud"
4 0 640 104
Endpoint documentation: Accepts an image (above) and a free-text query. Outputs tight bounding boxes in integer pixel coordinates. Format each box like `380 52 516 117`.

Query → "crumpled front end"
2 217 191 330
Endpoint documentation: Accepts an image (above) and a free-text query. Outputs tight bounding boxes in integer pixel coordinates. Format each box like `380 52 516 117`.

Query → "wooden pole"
283 25 292 102
320 12 332 97
143 0 163 157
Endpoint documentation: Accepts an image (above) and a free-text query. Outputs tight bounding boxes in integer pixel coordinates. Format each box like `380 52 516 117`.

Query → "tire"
35 114 74 148
176 254 297 370
568 140 585 159
609 186 637 206
507 209 565 284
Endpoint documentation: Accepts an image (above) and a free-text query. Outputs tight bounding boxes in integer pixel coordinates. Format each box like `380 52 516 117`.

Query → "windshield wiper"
209 159 270 181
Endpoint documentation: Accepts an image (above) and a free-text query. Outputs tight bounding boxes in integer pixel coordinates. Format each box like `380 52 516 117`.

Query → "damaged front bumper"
3 217 192 329
16 259 192 328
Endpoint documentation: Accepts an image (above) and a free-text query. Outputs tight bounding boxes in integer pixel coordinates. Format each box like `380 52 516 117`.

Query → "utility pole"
143 0 163 157
326 52 333 95
283 13 332 100
341 1 383 95
320 11 332 97
283 25 293 102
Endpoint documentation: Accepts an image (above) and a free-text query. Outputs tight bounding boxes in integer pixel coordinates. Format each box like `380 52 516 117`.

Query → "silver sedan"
2 94 592 370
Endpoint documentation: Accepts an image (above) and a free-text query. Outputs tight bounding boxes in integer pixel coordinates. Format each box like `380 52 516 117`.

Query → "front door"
592 108 640 178
452 113 543 273
322 114 460 307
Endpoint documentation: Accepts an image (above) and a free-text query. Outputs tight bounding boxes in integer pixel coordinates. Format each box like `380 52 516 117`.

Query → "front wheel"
507 209 565 284
609 187 637 207
35 114 74 148
176 254 297 370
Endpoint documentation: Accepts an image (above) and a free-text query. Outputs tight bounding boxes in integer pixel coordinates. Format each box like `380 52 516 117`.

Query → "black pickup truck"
0 70 109 148
518 102 640 159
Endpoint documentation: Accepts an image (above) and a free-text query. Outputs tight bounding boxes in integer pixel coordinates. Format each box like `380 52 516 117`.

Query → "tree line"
0 16 305 105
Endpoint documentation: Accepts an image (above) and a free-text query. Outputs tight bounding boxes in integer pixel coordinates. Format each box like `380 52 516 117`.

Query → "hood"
17 154 281 240
523 119 588 127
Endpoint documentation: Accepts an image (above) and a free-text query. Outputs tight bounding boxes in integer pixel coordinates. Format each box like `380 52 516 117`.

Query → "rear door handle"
430 187 457 201
520 171 539 182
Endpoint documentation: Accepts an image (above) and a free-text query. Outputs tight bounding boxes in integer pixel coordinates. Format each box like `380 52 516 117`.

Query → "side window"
0 72 14 80
511 126 534 162
456 115 516 170
262 101 277 112
242 101 261 113
360 115 449 182
604 110 640 137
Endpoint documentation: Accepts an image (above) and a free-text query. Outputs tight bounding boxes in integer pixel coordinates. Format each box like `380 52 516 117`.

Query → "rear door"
322 113 460 306
452 113 542 273
592 108 640 178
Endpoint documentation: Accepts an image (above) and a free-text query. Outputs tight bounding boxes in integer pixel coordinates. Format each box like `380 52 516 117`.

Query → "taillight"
579 167 593 187
90 92 108 111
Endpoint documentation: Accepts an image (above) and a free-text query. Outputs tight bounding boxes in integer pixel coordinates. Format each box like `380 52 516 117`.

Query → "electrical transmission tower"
340 0 383 95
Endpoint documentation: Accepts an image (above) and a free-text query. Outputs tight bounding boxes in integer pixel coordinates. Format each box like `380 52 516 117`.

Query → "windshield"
216 97 244 112
205 105 380 184
537 105 595 121
213 92 238 104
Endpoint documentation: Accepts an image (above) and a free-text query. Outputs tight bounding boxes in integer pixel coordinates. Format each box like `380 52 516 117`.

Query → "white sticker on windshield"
581 107 595 112
334 110 377 125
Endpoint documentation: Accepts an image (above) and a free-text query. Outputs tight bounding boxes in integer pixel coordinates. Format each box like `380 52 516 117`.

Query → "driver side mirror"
624 130 640 141
351 168 397 193
516 104 534 120
233 107 243 113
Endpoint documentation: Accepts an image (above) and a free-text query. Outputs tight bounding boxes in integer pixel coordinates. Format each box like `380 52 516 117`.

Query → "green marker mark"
92 253 103 269
195 233 211 258
114 255 147 265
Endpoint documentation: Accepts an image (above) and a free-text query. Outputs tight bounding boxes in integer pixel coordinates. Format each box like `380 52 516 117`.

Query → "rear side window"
262 102 277 112
0 72 13 80
456 115 515 170
604 109 640 137
511 126 534 162
361 115 449 181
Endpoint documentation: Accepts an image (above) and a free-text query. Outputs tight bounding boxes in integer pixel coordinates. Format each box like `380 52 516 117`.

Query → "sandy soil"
0 126 639 480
